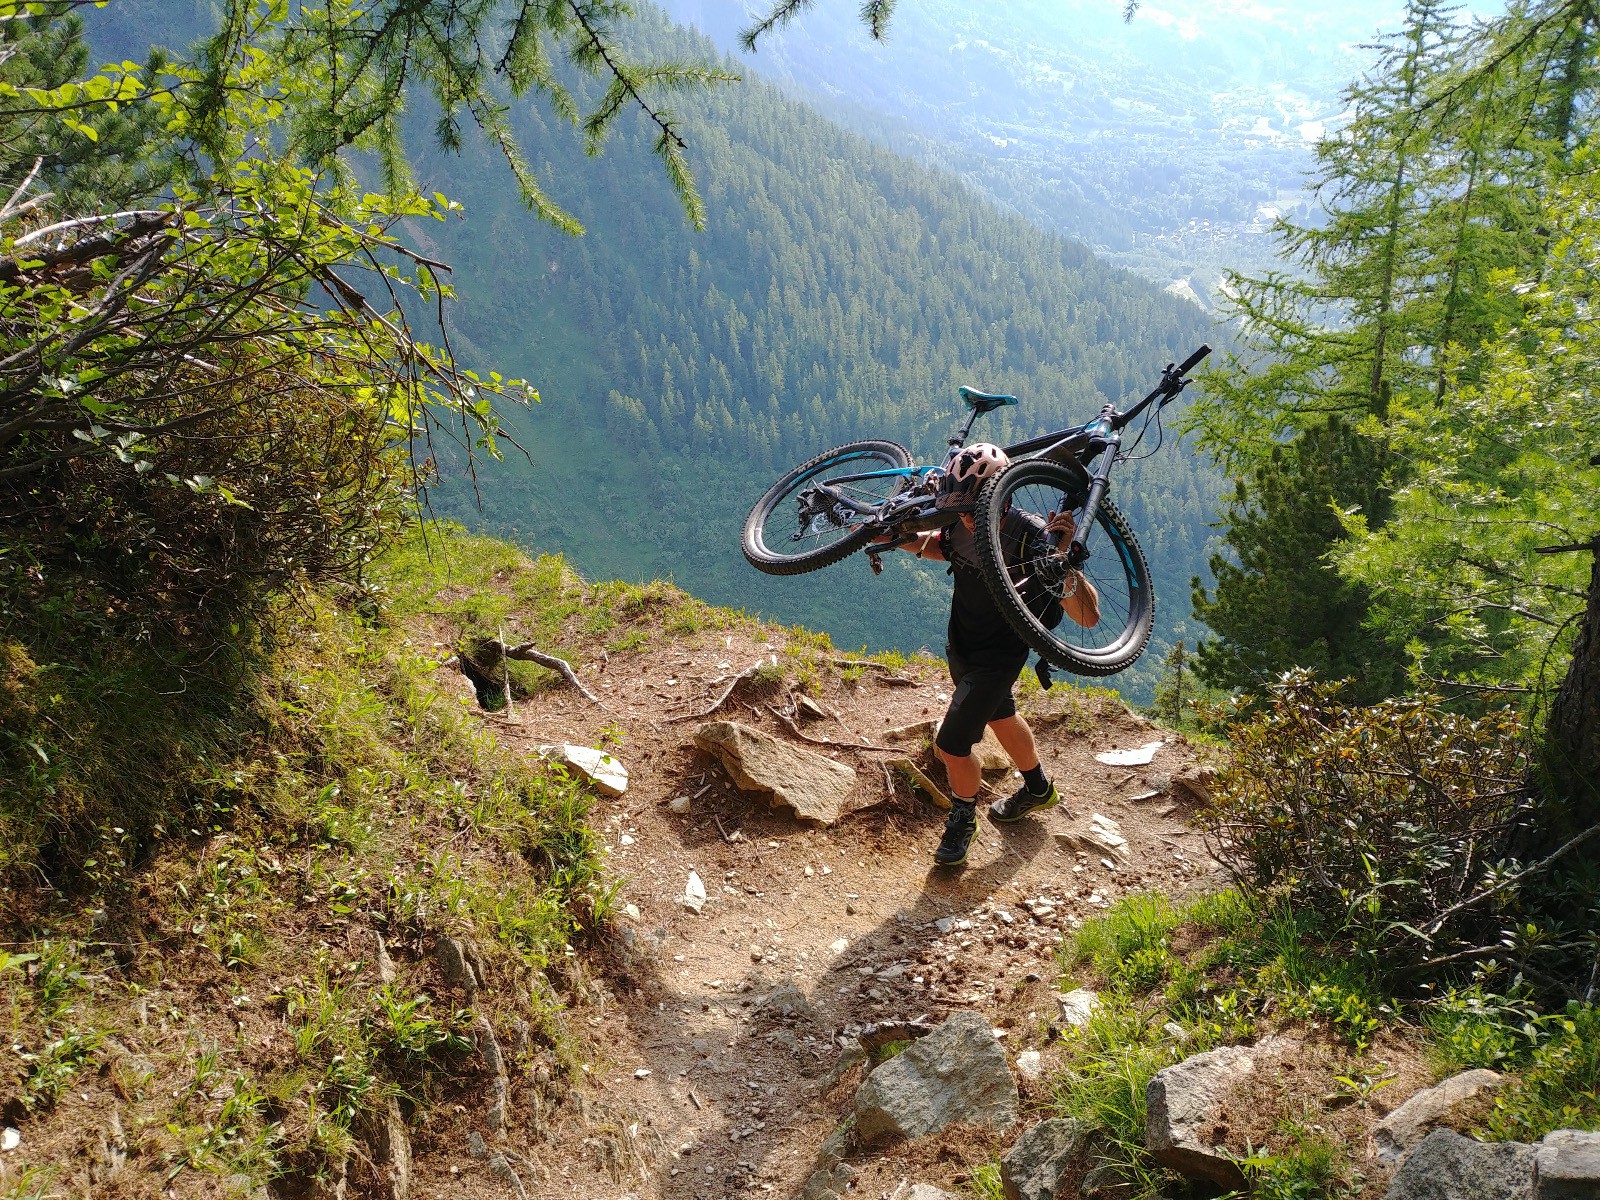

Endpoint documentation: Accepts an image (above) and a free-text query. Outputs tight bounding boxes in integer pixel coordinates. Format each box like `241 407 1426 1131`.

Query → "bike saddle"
958 385 1018 414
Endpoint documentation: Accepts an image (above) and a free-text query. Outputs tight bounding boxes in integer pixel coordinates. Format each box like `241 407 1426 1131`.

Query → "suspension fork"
1067 414 1121 564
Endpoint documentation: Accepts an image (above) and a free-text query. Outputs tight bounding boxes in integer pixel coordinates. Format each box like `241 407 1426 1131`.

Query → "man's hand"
1045 508 1078 548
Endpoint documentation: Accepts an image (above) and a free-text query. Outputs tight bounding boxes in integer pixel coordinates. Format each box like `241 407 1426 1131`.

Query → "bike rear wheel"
973 460 1154 676
743 440 913 576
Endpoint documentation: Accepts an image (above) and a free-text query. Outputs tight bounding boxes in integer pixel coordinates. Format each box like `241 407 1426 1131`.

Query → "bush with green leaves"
1200 671 1548 984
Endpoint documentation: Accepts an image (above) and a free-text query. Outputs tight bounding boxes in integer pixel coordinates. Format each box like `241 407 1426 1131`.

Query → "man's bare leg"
988 714 1040 773
937 747 982 800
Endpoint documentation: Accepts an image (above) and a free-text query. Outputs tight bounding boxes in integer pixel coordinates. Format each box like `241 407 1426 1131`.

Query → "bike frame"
806 346 1210 567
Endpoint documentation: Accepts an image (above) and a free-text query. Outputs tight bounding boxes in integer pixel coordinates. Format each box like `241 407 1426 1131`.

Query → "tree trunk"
1546 549 1600 831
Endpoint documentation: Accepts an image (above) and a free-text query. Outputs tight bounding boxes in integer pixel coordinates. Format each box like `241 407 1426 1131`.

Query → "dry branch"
767 705 893 752
671 660 765 722
489 638 607 708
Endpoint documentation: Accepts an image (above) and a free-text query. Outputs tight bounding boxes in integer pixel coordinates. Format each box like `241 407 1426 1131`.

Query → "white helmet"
938 442 1009 508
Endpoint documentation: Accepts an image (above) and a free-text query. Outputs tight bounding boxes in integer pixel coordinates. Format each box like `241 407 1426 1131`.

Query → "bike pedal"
868 554 884 576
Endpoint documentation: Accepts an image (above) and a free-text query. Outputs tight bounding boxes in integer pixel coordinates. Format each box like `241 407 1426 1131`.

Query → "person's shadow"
632 793 1052 1200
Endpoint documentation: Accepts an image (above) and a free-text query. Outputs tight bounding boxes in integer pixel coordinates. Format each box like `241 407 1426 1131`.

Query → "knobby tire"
742 440 913 576
973 460 1154 676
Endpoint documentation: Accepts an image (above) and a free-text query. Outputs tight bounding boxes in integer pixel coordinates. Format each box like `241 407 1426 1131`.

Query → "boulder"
435 935 478 994
1000 1118 1087 1200
1535 1130 1600 1200
372 1097 412 1200
802 1128 857 1200
854 1011 1019 1143
1170 767 1216 804
1371 1069 1503 1166
695 721 856 824
1147 1040 1288 1186
1094 740 1163 766
756 980 820 1025
533 743 628 797
1384 1129 1534 1200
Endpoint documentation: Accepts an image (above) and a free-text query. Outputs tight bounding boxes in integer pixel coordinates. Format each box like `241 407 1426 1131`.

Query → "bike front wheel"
973 460 1154 676
742 440 914 576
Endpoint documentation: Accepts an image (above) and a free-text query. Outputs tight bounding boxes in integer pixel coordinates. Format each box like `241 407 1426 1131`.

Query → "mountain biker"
878 443 1100 867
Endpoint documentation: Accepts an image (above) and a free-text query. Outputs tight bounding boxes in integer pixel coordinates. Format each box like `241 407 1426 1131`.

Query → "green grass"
0 522 613 1194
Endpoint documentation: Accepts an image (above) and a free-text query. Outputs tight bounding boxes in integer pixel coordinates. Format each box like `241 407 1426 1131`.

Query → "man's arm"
1044 510 1100 628
873 531 946 562
1062 572 1100 628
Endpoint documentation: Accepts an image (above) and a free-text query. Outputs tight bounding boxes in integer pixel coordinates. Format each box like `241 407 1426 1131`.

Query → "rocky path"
444 618 1220 1200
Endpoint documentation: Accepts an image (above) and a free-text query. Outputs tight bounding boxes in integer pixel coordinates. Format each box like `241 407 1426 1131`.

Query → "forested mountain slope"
406 10 1221 699
83 3 1224 700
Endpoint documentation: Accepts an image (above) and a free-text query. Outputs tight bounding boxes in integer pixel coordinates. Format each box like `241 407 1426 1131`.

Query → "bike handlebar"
1110 344 1211 433
1176 344 1212 376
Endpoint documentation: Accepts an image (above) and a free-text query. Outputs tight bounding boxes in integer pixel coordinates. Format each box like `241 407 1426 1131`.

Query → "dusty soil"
430 615 1225 1200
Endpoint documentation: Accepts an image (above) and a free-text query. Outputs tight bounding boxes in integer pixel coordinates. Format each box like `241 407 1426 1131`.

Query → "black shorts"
935 645 1028 757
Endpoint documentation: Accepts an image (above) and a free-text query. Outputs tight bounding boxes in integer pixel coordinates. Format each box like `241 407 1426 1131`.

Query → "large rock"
1535 1130 1600 1200
695 721 856 824
854 1011 1019 1143
1000 1118 1087 1200
1147 1040 1288 1186
1384 1129 1534 1200
1371 1069 1503 1166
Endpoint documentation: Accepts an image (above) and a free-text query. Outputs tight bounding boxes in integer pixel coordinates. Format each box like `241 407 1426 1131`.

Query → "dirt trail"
450 620 1219 1200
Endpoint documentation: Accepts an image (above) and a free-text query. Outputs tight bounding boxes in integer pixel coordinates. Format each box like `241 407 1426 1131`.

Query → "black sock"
1022 765 1049 794
951 796 976 815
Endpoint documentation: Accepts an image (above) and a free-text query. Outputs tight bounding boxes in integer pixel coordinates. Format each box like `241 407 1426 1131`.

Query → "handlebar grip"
1177 344 1212 376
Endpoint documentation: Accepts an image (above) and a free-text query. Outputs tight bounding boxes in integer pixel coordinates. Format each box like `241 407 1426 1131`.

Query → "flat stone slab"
1095 740 1163 766
1372 1069 1503 1166
1384 1129 1534 1200
855 1011 1018 1143
1535 1130 1600 1200
695 720 856 824
533 743 628 796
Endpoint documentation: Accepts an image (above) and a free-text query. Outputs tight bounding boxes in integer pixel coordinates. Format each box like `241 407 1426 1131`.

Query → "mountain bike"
741 346 1211 677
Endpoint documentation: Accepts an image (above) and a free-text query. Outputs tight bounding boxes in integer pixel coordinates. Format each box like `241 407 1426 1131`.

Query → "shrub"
1201 671 1535 983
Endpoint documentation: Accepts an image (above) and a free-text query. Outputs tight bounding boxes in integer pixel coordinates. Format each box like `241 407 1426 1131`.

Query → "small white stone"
1016 1050 1044 1080
934 917 955 934
1 1128 18 1152
829 938 849 955
682 871 708 913
668 796 691 814
635 1068 652 1078
620 834 635 846
624 903 642 920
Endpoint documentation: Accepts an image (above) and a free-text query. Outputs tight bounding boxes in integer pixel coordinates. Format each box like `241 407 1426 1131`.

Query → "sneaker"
989 780 1061 824
933 801 977 867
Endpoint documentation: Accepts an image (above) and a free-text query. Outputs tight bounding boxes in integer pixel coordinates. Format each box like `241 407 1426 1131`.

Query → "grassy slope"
0 526 741 1196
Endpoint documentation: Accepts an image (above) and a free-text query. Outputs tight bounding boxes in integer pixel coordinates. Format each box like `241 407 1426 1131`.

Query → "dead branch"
488 638 607 709
828 657 917 686
1419 823 1600 939
671 660 764 722
768 705 894 752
